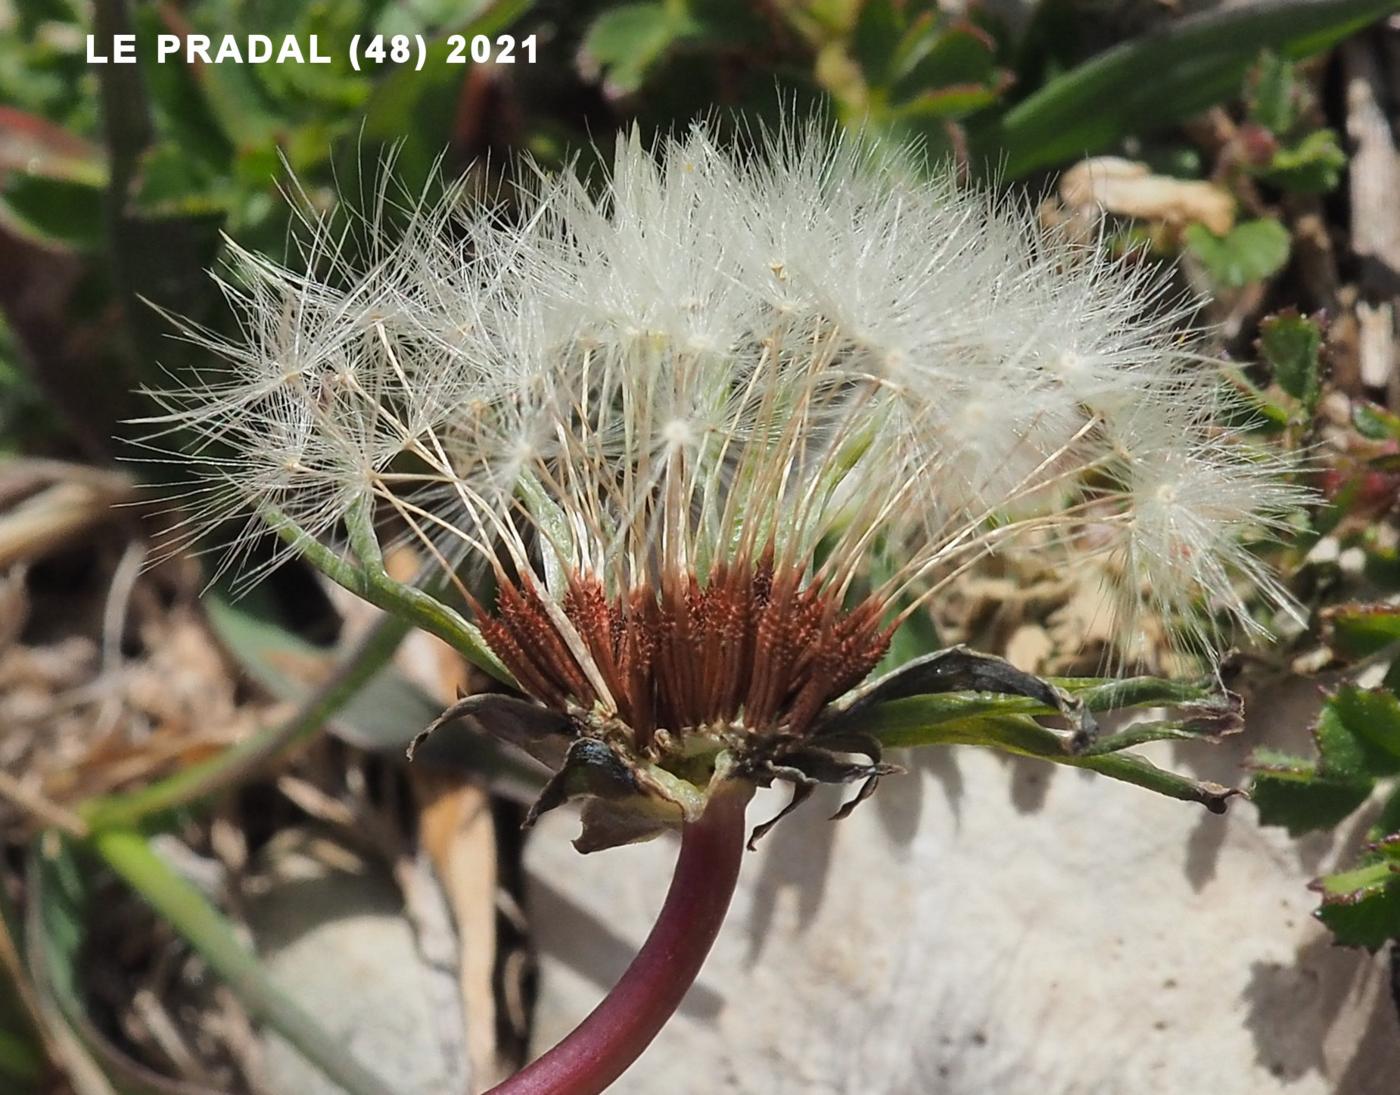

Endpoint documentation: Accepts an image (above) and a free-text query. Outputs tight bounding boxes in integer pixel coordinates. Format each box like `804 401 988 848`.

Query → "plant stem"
80 612 411 830
265 501 513 684
91 827 395 1095
491 780 753 1095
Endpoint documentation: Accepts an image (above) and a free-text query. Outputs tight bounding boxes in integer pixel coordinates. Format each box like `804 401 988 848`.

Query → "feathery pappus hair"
139 118 1304 751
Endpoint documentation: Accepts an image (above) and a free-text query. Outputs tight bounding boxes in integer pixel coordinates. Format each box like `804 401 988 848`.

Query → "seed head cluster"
144 120 1301 743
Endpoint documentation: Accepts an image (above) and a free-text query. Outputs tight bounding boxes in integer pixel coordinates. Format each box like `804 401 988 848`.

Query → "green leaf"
850 673 1223 728
859 678 1243 812
1250 753 1372 836
131 142 234 219
1325 602 1400 658
1322 685 1400 773
0 174 103 249
898 82 1005 121
852 7 1010 122
1259 309 1324 409
1247 50 1296 134
850 0 905 86
898 22 998 91
581 3 702 96
988 0 1399 177
361 0 535 187
128 4 280 155
1261 128 1348 194
1372 784 1400 840
374 0 498 36
1352 401 1400 441
1316 884 1400 949
130 7 234 173
1184 218 1290 289
1314 849 1400 950
1248 681 1400 840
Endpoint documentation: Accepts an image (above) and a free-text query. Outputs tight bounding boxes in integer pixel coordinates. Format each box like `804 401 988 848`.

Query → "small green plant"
1250 327 1400 951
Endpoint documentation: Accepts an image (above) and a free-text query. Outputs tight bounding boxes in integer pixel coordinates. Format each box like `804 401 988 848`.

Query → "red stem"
490 781 752 1095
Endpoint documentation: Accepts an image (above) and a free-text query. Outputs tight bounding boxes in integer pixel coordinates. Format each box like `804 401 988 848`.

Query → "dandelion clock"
141 118 1304 1095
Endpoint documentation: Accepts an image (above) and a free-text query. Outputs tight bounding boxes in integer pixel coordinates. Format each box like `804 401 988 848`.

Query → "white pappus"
139 117 1306 742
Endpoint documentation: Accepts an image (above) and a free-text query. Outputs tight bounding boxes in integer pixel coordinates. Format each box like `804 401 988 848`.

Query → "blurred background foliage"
4 1 1400 1092
0 0 1391 451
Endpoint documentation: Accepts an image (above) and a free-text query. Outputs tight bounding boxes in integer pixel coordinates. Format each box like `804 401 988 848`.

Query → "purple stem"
490 781 752 1095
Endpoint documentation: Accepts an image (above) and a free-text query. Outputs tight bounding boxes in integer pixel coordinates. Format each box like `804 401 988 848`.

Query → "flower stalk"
491 779 753 1095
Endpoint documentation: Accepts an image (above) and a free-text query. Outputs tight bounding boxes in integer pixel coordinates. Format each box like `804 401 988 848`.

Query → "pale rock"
248 846 464 1094
525 680 1400 1093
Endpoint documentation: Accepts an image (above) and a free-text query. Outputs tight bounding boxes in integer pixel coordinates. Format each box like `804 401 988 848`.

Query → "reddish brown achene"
475 559 893 746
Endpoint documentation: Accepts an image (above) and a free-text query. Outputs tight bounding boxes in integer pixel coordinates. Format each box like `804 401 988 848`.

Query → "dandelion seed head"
143 116 1306 722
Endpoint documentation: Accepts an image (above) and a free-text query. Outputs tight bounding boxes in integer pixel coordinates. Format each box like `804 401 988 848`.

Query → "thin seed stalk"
79 610 411 830
491 779 753 1095
91 827 395 1095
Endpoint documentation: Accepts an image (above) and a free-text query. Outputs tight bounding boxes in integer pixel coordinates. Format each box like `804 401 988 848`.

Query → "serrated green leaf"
1261 128 1347 194
1325 602 1400 658
1314 856 1400 950
1251 764 1372 836
1316 888 1400 949
1318 685 1400 777
1327 691 1400 767
1259 309 1323 409
1184 218 1290 289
